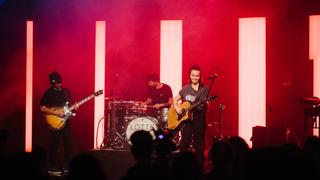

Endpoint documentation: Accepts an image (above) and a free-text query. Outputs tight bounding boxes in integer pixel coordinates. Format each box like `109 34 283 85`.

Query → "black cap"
49 72 62 84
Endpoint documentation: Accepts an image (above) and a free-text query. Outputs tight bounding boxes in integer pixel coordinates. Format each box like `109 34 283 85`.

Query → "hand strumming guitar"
55 108 65 118
173 104 183 115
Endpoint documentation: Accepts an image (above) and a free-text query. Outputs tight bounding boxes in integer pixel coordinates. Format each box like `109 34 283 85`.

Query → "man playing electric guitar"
40 72 79 173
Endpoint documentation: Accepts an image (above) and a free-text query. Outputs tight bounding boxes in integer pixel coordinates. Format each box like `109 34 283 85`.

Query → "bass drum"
125 116 158 145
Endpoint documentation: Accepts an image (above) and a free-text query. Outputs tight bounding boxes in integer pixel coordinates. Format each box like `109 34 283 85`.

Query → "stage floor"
89 148 135 180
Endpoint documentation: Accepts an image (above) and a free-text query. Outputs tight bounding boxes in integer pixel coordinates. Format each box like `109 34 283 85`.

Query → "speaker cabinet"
252 126 287 148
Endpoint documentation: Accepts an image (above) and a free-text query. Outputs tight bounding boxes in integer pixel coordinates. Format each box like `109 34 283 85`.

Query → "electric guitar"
167 95 218 130
44 89 103 131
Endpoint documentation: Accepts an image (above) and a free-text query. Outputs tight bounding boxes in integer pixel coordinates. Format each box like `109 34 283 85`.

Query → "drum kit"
103 99 170 150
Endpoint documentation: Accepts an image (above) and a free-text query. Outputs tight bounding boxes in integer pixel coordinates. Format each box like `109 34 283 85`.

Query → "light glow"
95 21 106 148
239 17 266 147
309 15 320 137
310 15 320 98
160 20 183 97
25 21 33 152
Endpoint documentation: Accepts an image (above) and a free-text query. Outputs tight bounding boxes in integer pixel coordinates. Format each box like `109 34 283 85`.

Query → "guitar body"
43 89 104 131
44 103 74 131
167 101 191 130
45 114 67 131
167 95 218 131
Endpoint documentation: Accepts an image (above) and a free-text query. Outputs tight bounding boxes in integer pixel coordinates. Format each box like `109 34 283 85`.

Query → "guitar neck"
187 101 203 111
69 94 95 110
186 96 217 111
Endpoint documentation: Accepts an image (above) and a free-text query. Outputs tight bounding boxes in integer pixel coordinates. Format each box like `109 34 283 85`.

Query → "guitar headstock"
219 103 226 111
207 95 218 102
94 89 104 96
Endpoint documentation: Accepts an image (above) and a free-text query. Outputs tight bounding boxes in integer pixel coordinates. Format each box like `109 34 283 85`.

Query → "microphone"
208 73 218 80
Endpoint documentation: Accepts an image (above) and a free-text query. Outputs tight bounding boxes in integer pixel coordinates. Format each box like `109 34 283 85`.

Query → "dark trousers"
49 123 70 167
180 113 206 168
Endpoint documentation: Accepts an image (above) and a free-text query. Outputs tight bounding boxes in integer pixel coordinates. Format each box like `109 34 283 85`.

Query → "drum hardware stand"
94 114 126 150
103 128 128 150
101 99 129 150
100 74 130 150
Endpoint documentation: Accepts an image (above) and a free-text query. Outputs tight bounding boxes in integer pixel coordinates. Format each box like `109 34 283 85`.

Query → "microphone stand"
107 74 119 125
206 75 225 139
104 74 120 149
109 74 119 98
205 76 217 99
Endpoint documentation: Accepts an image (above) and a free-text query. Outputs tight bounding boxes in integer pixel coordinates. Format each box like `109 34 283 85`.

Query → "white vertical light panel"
309 15 320 136
239 17 266 146
25 21 33 152
95 21 106 148
310 15 320 97
160 20 182 97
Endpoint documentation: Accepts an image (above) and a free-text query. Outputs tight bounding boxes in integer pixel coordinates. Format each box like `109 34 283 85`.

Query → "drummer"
144 73 173 128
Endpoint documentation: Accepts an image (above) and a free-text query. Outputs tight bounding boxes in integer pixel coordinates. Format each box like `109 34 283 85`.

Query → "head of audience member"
130 130 154 162
68 153 107 180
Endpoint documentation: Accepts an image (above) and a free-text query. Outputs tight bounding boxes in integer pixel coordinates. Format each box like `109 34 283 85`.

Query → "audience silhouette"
1 126 320 180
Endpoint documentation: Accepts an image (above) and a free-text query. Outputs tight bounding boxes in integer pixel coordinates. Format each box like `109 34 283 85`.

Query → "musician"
40 72 78 172
144 73 173 128
145 73 173 109
173 65 209 168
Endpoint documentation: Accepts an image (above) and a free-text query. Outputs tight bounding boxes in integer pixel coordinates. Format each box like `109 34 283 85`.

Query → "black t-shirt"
40 86 72 108
148 83 173 106
179 84 209 113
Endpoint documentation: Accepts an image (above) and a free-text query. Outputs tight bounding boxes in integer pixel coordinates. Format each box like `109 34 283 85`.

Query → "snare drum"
130 101 147 115
125 116 158 145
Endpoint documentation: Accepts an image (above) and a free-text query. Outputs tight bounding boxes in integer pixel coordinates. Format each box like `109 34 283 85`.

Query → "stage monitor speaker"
252 126 287 148
88 149 135 180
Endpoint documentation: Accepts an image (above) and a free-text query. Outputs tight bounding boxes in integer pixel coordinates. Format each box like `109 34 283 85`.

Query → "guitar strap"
62 88 72 105
193 85 208 112
194 85 205 101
